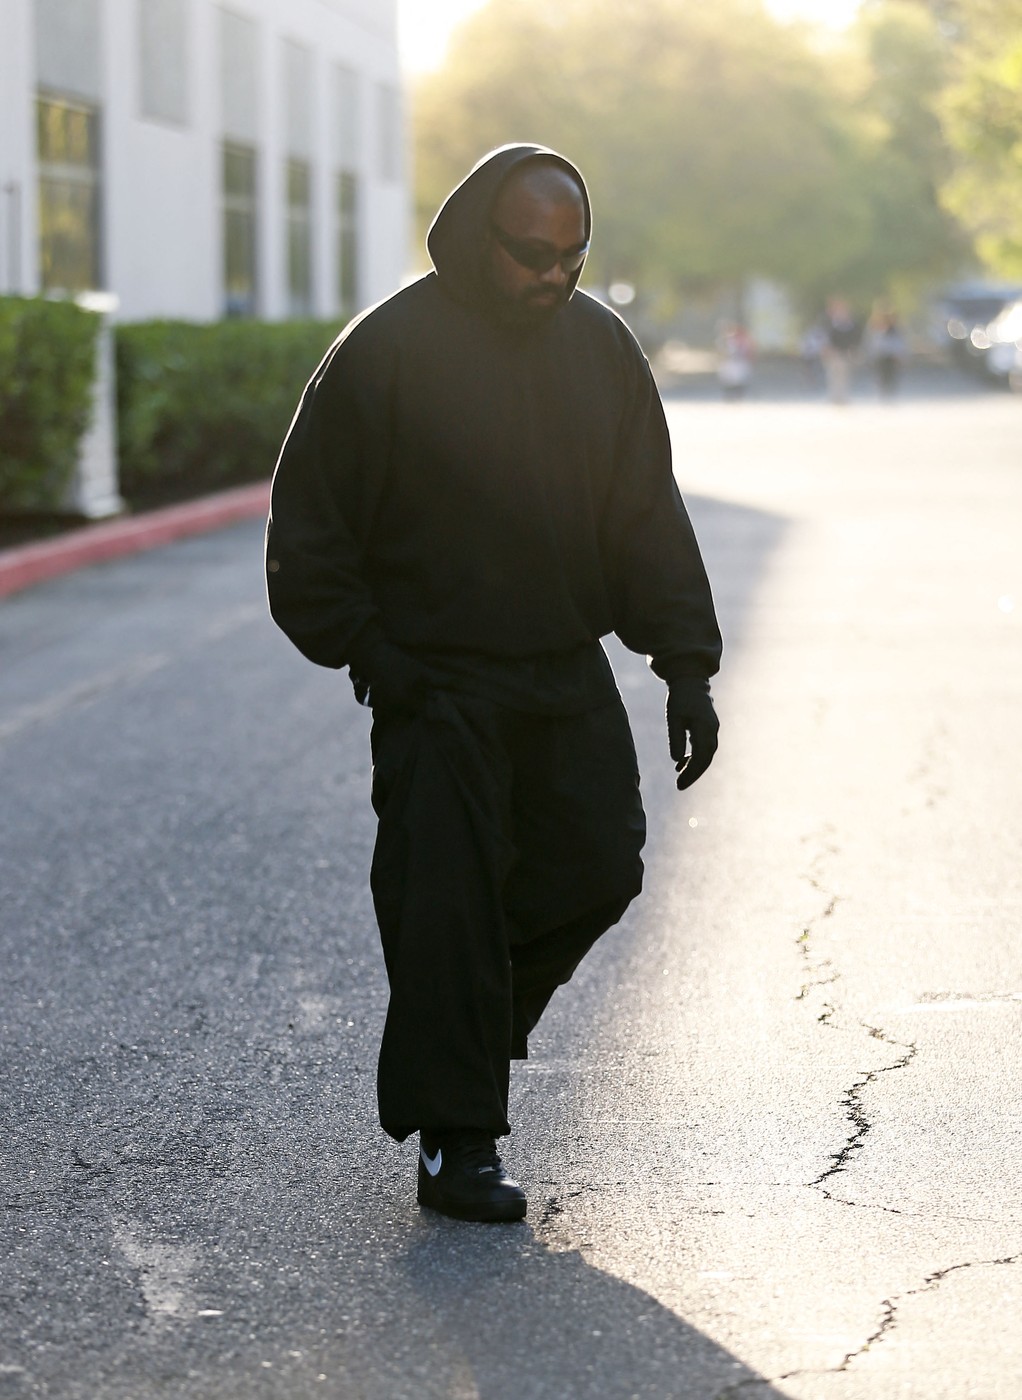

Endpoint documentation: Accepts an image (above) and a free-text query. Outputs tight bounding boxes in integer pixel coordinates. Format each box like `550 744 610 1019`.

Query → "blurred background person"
800 321 827 390
715 321 755 401
820 296 863 404
867 309 910 399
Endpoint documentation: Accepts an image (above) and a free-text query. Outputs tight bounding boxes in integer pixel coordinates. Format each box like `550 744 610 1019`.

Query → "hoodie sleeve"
602 355 722 683
265 331 391 669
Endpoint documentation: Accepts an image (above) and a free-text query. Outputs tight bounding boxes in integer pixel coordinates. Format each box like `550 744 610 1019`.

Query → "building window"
332 63 360 317
376 83 401 184
35 0 102 104
36 94 102 293
139 0 189 125
286 158 312 318
336 171 358 318
283 39 313 160
333 63 359 170
223 141 257 316
219 7 260 145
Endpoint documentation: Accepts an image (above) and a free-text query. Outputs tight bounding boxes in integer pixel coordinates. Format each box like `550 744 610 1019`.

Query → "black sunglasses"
490 222 589 275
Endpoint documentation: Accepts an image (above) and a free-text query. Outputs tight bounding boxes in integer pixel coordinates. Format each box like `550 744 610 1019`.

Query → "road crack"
535 1184 597 1231
739 831 1019 1399
715 1254 1022 1397
792 828 918 1196
916 989 1022 1007
795 825 842 1023
809 1024 918 1197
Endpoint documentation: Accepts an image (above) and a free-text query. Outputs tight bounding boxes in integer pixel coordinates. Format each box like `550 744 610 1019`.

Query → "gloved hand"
666 679 719 791
348 628 432 714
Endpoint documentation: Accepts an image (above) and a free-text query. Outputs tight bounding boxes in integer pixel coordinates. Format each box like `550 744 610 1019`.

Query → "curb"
0 481 270 601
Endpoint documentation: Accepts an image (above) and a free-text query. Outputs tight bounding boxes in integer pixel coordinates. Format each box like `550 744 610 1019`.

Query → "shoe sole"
417 1190 527 1224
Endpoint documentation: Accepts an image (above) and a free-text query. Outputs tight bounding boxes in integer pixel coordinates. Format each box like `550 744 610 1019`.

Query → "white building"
0 0 408 322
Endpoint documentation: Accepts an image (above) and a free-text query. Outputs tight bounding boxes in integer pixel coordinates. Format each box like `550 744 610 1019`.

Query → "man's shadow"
393 1216 785 1399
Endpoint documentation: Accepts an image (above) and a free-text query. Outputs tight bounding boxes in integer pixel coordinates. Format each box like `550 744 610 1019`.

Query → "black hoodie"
266 144 721 710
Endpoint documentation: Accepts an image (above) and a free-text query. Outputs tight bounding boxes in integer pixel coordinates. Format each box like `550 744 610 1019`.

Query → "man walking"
265 144 721 1223
820 295 862 404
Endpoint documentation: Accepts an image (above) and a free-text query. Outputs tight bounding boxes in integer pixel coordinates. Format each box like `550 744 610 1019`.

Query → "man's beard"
511 285 568 323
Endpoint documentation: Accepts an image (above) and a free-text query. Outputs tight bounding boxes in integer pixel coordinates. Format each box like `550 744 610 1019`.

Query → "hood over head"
426 144 592 311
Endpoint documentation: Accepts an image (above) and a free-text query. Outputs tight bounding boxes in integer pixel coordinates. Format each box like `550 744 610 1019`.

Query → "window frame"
36 91 103 295
222 139 259 318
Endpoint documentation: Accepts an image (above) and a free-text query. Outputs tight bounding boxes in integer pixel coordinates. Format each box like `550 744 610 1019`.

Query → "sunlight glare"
764 0 861 25
398 0 863 76
398 0 489 73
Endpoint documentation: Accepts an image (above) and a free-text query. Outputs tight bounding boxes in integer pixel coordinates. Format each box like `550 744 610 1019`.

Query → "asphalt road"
1 385 1020 1399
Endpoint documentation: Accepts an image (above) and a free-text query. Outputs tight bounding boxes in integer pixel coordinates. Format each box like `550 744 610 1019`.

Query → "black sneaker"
417 1129 527 1223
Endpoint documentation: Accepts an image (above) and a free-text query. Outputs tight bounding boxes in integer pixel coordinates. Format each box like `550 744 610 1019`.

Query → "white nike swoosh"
421 1147 442 1177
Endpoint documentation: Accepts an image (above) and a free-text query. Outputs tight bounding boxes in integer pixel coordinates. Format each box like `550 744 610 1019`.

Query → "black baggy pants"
369 689 646 1141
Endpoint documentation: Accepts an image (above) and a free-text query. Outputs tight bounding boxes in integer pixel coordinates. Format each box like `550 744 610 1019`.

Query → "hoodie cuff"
648 655 712 690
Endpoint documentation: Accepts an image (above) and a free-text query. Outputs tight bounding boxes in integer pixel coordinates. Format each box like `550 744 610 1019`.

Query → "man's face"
486 171 588 321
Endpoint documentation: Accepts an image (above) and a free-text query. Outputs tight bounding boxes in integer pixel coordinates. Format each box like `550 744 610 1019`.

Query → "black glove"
666 679 719 791
347 627 432 714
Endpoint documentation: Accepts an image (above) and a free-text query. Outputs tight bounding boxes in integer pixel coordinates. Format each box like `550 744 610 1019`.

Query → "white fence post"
63 291 125 519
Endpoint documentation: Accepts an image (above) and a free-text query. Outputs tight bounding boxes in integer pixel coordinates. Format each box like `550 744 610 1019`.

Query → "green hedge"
115 319 344 506
0 297 99 512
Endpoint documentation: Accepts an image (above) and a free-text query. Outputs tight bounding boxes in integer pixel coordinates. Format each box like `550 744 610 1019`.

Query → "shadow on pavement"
395 1218 782 1399
681 493 788 658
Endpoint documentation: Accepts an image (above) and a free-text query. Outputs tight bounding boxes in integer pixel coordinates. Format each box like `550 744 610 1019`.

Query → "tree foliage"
937 0 1022 276
834 1 967 301
412 0 967 315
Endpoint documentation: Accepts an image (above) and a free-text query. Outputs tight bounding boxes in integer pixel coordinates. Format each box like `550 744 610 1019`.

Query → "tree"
412 0 966 317
809 0 967 306
937 0 1022 276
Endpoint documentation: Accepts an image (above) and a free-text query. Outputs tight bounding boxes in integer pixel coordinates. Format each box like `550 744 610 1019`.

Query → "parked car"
932 282 1022 374
983 299 1022 389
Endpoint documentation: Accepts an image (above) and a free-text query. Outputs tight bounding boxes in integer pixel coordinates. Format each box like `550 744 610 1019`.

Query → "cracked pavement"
1 389 1020 1397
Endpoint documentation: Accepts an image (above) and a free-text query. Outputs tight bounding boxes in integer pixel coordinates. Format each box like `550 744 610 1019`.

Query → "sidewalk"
0 481 270 601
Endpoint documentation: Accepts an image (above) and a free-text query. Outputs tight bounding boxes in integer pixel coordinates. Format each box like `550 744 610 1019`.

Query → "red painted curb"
0 480 271 600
